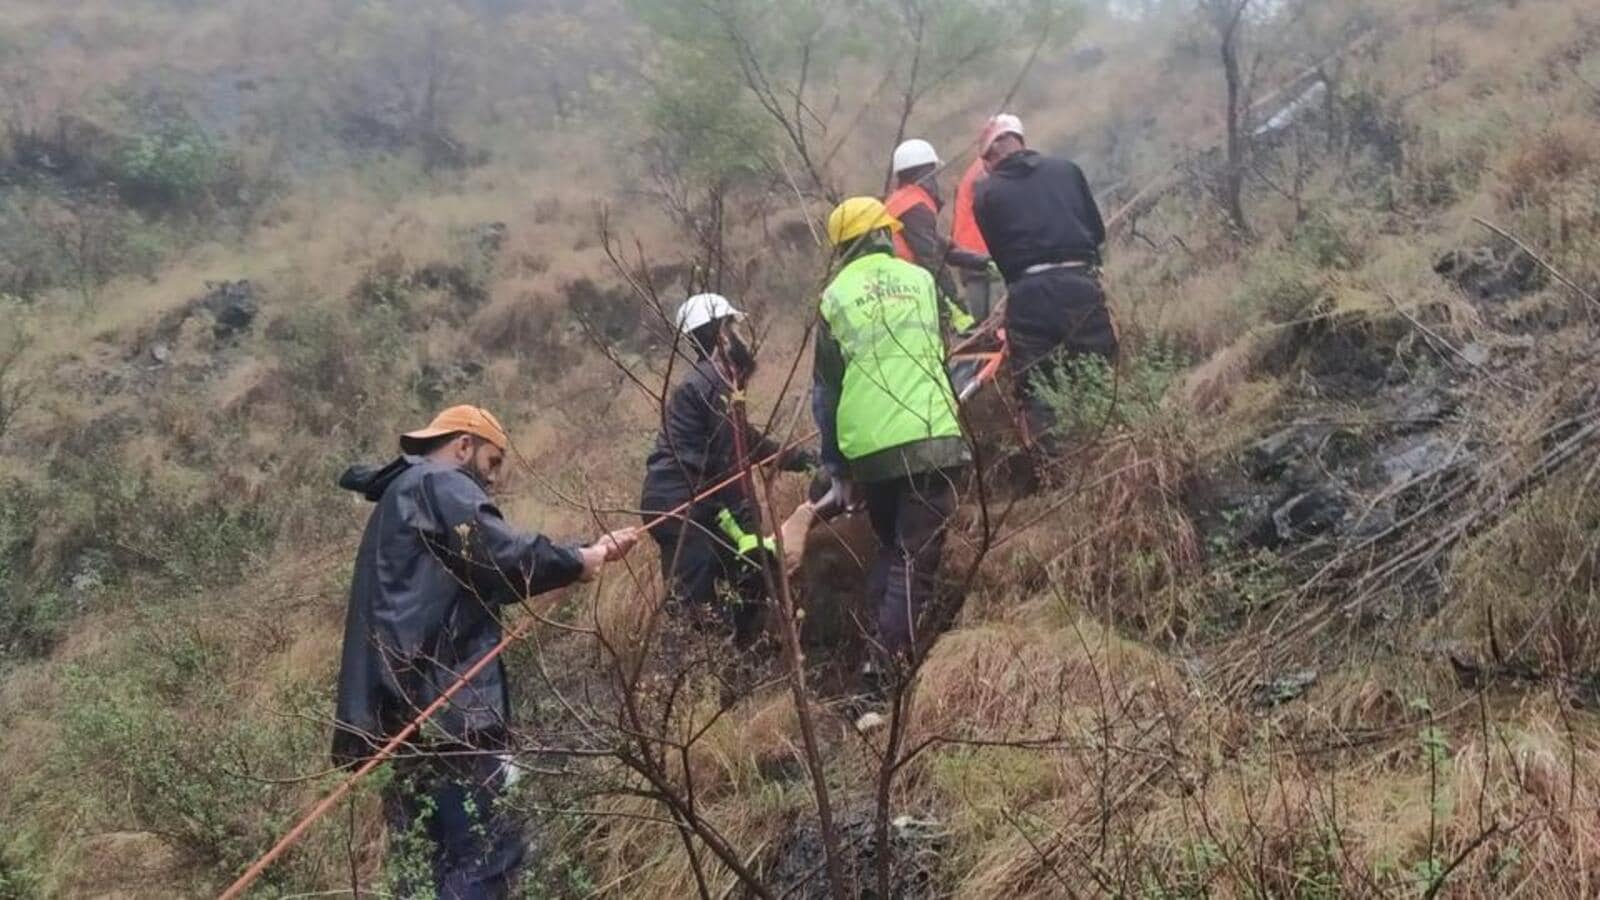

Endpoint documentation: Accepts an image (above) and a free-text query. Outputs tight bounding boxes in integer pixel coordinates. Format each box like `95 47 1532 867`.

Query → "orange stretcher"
947 326 1008 403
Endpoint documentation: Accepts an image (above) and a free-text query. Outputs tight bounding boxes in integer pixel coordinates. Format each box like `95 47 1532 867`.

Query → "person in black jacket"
640 294 815 646
972 113 1118 454
332 404 638 898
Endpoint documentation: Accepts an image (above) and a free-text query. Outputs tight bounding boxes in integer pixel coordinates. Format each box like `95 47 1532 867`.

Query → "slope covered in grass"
2 0 1599 896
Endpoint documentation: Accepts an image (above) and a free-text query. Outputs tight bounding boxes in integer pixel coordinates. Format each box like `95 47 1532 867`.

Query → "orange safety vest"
951 158 988 256
884 182 937 263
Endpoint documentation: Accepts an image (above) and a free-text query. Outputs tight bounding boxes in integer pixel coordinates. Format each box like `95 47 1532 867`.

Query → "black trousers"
862 469 961 660
384 749 522 899
651 519 767 646
1004 268 1118 450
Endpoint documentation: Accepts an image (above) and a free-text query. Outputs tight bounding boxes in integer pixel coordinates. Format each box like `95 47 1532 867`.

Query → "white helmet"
891 138 940 175
675 293 743 335
979 113 1025 156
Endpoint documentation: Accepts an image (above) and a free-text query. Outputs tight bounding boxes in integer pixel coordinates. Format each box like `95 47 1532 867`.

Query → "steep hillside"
3 0 1600 897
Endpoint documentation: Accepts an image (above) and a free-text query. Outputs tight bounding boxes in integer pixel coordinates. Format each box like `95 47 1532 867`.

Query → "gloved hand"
985 259 1002 280
814 475 861 521
945 299 976 334
778 446 820 473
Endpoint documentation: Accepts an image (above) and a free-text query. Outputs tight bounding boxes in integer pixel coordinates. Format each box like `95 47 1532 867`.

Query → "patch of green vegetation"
53 647 332 889
1291 211 1362 270
0 190 171 304
0 481 66 661
1235 251 1323 324
0 841 40 900
115 112 228 212
1037 341 1188 439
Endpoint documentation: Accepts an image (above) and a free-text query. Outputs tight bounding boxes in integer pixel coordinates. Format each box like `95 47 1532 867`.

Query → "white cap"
891 138 940 175
675 293 743 335
979 114 1025 155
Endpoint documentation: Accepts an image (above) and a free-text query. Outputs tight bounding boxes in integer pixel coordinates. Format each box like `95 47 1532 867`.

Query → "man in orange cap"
331 404 637 897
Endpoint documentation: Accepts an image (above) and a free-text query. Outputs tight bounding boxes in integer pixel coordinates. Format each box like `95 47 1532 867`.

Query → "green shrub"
60 668 266 868
0 481 68 662
39 447 277 598
1235 252 1323 324
1037 341 1187 439
56 659 330 884
1291 212 1361 270
0 842 40 900
269 301 415 442
0 192 167 303
115 114 226 211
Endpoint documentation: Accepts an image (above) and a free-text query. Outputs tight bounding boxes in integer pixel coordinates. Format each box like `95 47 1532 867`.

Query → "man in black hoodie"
972 113 1118 453
333 404 637 898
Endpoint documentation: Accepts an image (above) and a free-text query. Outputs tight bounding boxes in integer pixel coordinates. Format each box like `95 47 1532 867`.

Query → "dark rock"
774 218 818 249
1065 44 1107 73
414 361 485 408
1251 669 1318 708
767 807 945 900
1246 422 1367 480
200 280 258 340
1435 244 1543 302
414 262 486 306
1379 435 1467 487
471 221 507 255
1251 488 1346 548
1245 424 1331 479
1344 504 1398 540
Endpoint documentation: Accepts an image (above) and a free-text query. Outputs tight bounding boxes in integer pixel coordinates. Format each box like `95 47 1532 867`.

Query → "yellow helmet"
825 196 902 247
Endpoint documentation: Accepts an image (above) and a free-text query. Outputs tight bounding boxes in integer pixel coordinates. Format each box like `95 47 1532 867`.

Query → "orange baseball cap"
400 405 510 453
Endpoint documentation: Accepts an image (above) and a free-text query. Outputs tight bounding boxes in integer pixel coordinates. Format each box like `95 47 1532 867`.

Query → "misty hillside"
3 0 1600 896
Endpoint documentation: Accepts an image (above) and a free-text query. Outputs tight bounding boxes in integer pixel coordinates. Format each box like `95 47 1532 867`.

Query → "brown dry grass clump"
1436 469 1600 680
972 423 1203 642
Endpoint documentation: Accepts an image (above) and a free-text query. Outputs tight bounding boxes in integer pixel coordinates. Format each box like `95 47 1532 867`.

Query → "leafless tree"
1199 0 1254 237
0 327 36 442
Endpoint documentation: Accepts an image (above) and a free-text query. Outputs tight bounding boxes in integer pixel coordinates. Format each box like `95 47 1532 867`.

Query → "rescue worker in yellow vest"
884 139 989 333
813 196 970 688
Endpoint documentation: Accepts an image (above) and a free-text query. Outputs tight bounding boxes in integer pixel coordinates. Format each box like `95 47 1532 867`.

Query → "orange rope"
222 338 1016 896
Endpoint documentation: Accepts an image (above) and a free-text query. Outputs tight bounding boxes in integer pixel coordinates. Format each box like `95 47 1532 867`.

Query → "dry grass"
1435 468 1600 678
6 0 1600 895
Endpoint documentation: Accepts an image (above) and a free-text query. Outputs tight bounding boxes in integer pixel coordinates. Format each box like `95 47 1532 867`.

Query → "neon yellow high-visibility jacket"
815 249 969 483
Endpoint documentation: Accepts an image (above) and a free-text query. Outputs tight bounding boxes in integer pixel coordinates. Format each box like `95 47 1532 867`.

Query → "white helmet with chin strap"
675 293 743 335
891 138 940 175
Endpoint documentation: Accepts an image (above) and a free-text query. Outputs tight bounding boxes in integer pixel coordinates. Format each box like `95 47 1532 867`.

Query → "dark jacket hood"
338 455 418 502
992 149 1042 179
339 455 491 502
